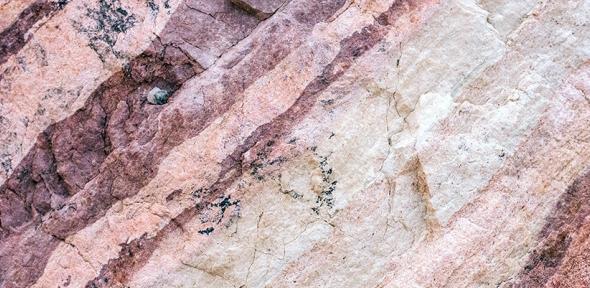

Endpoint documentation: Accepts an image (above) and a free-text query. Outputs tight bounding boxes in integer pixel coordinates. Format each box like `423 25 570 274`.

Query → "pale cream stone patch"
477 0 539 39
381 67 590 287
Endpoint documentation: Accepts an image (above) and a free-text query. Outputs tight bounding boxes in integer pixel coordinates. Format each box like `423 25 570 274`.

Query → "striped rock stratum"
1 0 590 287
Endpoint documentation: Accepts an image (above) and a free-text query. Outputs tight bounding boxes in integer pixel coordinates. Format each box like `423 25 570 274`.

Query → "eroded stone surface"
230 0 286 19
1 0 590 287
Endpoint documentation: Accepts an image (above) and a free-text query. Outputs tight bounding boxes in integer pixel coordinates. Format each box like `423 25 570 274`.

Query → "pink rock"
230 0 286 19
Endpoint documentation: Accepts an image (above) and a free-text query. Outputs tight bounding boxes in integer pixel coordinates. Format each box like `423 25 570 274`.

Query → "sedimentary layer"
1 0 589 287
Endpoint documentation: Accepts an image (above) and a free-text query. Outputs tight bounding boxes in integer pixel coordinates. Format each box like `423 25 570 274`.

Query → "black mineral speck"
198 227 214 235
74 0 137 62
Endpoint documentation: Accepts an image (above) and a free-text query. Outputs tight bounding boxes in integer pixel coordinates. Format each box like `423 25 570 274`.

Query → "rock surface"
230 0 286 19
0 0 589 287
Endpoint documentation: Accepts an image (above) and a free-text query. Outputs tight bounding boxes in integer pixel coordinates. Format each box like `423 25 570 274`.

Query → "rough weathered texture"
1 0 590 287
0 0 68 66
509 169 590 287
230 0 286 19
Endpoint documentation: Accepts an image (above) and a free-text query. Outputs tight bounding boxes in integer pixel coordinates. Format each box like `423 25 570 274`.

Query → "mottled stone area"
230 0 286 19
0 0 589 287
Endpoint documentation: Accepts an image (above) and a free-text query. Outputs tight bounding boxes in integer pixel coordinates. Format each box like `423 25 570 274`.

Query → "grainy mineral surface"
1 0 589 287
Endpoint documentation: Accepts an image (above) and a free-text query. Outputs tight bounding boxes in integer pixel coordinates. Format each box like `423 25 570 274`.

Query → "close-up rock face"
0 0 589 287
